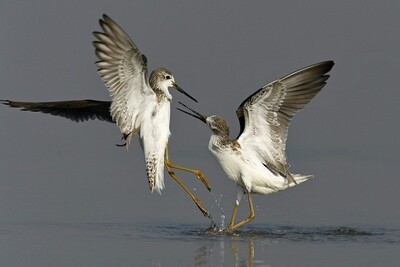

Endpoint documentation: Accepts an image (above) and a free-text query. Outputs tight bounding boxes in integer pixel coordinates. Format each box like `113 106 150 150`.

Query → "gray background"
1 1 399 227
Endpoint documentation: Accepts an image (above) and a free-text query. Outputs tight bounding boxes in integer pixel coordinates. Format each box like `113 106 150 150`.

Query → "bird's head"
150 68 197 102
177 102 229 136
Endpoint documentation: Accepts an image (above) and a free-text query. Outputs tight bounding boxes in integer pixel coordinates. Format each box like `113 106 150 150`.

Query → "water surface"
0 222 398 266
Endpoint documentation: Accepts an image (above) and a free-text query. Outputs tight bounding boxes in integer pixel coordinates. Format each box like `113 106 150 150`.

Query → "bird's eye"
165 75 172 80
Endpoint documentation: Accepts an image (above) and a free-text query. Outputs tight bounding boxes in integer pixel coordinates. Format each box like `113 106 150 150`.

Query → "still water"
0 222 398 266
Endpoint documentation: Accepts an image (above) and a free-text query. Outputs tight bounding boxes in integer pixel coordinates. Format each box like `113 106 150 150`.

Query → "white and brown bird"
178 61 334 230
1 14 211 217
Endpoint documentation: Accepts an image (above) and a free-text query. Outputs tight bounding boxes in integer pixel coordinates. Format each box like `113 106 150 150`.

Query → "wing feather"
93 14 155 137
1 99 113 123
236 61 334 176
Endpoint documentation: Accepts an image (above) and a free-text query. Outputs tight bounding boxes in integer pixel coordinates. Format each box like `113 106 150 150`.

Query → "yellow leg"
164 148 210 218
228 192 255 231
165 145 211 191
228 202 240 229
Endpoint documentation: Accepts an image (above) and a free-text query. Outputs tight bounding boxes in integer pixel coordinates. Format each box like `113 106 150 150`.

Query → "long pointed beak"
177 102 207 123
172 82 198 103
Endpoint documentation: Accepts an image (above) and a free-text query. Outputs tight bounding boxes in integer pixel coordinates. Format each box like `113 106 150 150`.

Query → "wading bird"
1 14 211 217
178 61 334 230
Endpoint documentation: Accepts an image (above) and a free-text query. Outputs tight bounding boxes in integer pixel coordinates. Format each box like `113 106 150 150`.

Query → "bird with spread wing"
1 14 211 218
178 61 334 230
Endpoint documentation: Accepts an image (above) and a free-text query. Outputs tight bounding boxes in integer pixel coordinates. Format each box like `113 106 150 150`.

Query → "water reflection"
188 224 398 267
230 236 255 267
192 234 260 267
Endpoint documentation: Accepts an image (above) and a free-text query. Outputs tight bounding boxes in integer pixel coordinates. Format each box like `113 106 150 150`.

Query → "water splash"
209 192 225 229
220 213 226 229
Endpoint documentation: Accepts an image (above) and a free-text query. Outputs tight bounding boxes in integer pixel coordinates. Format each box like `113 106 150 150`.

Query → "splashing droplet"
220 213 225 229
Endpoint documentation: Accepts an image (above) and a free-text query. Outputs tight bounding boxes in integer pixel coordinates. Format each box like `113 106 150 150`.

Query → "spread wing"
236 61 334 177
93 14 154 136
1 99 114 123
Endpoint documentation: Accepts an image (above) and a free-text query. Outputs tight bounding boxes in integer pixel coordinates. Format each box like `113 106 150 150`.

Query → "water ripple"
2 222 399 246
120 223 400 245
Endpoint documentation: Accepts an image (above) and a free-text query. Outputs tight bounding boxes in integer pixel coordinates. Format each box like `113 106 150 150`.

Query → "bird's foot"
115 142 127 147
204 221 221 234
194 170 211 191
195 200 211 219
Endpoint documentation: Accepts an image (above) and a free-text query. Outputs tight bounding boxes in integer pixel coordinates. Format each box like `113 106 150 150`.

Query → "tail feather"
288 174 314 187
145 154 165 194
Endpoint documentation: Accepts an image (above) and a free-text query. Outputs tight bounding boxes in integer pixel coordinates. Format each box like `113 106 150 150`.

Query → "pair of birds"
2 14 334 231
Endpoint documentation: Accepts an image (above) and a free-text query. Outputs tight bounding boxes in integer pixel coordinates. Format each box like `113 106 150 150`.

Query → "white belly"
139 100 171 193
209 140 290 195
140 101 171 151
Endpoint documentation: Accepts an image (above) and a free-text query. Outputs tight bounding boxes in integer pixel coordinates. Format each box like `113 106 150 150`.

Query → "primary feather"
236 61 334 183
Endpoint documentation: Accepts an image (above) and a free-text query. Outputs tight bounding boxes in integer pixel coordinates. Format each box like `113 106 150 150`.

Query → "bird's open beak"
177 102 207 123
172 82 198 103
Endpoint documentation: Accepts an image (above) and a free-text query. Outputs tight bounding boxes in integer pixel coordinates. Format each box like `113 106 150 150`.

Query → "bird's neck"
209 133 232 151
153 87 172 102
